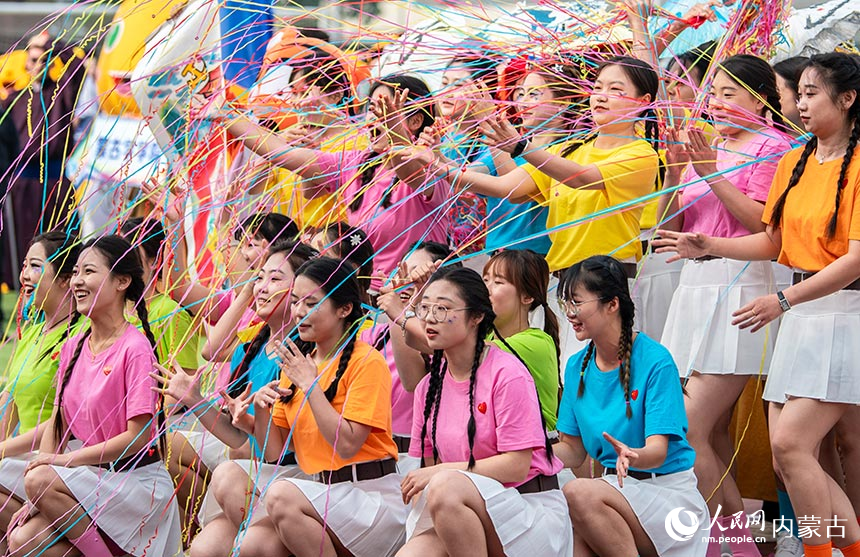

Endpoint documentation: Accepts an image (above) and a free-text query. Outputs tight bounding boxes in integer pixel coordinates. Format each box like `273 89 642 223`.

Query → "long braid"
38 311 81 363
577 342 594 397
350 151 386 212
322 322 358 402
465 336 484 470
828 118 860 238
769 137 816 230
231 325 271 398
617 312 635 419
53 330 89 446
420 349 444 465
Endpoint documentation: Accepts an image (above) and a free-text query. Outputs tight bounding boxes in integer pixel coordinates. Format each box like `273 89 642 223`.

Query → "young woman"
397 266 570 557
655 52 860 557
0 231 84 543
7 235 182 557
308 221 375 301
774 56 810 135
192 257 404 557
656 54 791 553
156 240 315 541
482 249 560 430
223 74 449 294
554 255 708 557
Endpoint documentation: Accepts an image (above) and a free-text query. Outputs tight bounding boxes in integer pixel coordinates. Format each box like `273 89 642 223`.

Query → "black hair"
769 52 860 238
233 212 299 244
353 74 436 213
773 56 809 97
530 54 594 136
445 55 499 98
296 27 330 44
312 222 375 298
419 267 553 468
560 255 636 419
289 45 350 99
289 257 365 403
120 217 165 264
28 230 82 362
669 41 716 89
54 235 165 453
228 241 317 399
717 54 788 131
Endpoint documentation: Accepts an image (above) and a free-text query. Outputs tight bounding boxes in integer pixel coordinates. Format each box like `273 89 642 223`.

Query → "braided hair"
229 241 317 400
292 257 367 402
560 255 637 419
351 75 436 213
769 53 860 238
54 235 164 452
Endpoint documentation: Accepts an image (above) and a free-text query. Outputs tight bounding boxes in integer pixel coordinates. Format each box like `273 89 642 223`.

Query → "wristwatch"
511 138 530 158
776 290 791 312
400 310 416 335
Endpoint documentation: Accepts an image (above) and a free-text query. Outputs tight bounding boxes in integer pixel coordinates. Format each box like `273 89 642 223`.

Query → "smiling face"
589 64 650 127
253 251 296 324
796 67 856 139
290 275 351 344
239 233 269 271
70 247 130 317
418 279 481 351
707 70 766 136
564 284 614 343
515 72 566 130
438 68 474 120
20 242 60 310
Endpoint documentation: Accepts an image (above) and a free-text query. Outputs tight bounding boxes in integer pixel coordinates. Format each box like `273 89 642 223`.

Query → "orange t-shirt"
762 147 860 272
271 340 397 474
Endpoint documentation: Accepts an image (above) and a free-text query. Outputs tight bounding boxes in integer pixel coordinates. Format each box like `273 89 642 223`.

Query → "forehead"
26 242 48 260
370 85 393 100
292 274 324 297
712 70 739 88
422 279 463 303
595 64 630 84
76 247 108 267
523 71 549 89
261 251 293 273
443 67 472 82
799 67 825 89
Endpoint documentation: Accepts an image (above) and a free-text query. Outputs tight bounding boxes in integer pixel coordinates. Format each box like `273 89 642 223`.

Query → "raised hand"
140 174 188 226
685 128 719 180
253 380 292 410
151 362 203 411
663 127 689 182
603 432 640 488
272 337 319 394
652 229 712 263
219 383 254 435
479 112 524 154
370 87 411 146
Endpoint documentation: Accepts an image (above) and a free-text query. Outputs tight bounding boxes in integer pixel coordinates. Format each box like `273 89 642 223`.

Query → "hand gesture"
26 452 72 473
140 174 188 226
370 87 411 146
682 1 719 27
663 127 689 183
400 465 441 504
8 501 37 532
685 128 719 180
603 432 639 488
416 122 444 149
732 294 782 333
218 383 254 435
151 362 203 410
253 380 292 410
652 229 712 263
272 337 319 394
479 113 523 154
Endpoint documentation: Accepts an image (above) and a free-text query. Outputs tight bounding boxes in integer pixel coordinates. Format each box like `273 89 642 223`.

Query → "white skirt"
51 461 183 557
603 468 710 557
633 250 684 341
407 471 573 556
278 473 407 557
198 458 309 526
0 455 30 500
764 289 860 404
662 258 776 376
174 428 231 472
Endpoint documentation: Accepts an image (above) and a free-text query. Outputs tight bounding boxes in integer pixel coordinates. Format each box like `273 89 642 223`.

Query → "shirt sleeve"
555 356 582 437
744 138 789 203
409 375 431 459
339 348 392 432
643 359 688 440
493 371 546 453
124 341 158 422
163 309 200 370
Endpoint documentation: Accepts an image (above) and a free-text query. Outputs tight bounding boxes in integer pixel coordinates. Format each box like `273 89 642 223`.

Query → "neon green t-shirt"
127 293 200 370
5 318 86 433
491 328 560 430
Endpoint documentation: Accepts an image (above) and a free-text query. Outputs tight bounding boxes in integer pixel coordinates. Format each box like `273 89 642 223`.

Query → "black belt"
393 435 411 453
515 474 559 494
267 452 297 466
693 255 722 262
793 271 860 291
605 467 668 481
317 459 397 484
96 450 161 472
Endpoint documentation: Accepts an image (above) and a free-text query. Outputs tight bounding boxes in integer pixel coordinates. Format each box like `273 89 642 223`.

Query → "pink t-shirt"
316 149 451 291
361 324 414 437
680 133 791 238
56 324 158 446
410 345 562 487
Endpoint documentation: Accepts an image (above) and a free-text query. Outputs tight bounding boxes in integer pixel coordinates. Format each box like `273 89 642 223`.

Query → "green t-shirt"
127 293 200 370
5 318 86 433
491 328 560 430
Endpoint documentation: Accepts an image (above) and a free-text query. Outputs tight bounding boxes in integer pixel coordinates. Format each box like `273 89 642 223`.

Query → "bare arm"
201 282 254 362
0 420 48 458
555 433 588 469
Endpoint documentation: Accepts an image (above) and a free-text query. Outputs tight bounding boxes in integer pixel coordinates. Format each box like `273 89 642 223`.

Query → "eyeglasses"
560 298 603 316
415 302 471 322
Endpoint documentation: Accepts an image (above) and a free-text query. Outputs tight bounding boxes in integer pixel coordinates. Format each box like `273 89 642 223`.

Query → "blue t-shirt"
556 333 695 474
229 341 288 460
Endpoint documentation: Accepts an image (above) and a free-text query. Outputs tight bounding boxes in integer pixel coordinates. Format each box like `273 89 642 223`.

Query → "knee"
189 523 231 557
23 465 58 503
264 481 305 524
7 523 34 555
425 471 469 517
770 427 804 470
210 462 248 506
563 479 602 524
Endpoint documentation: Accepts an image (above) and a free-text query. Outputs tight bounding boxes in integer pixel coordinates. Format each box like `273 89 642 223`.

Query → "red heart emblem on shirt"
102 366 112 376
477 402 487 414
631 389 639 401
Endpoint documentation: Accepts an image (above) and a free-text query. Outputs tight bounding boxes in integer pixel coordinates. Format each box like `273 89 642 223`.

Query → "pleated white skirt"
633 250 684 341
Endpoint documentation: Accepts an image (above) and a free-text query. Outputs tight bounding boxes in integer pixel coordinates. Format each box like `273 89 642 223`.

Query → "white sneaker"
774 531 803 557
833 548 844 557
720 541 733 557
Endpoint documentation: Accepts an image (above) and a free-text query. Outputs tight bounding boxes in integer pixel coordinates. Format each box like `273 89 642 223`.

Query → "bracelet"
511 138 530 158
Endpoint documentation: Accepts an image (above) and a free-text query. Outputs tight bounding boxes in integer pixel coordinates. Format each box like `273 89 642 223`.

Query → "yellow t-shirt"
271 340 397 474
525 139 659 271
265 127 369 231
762 146 860 271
